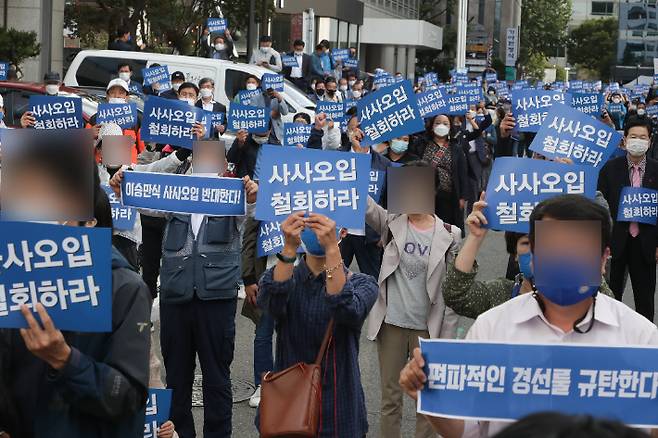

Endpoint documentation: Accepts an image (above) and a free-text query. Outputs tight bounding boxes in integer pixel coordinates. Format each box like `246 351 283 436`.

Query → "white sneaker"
249 385 261 408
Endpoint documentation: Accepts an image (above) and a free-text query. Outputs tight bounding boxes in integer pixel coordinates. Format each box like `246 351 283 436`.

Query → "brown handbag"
259 318 334 438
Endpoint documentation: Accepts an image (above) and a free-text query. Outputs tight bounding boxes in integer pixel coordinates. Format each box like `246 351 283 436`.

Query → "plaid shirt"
258 259 378 437
627 155 647 184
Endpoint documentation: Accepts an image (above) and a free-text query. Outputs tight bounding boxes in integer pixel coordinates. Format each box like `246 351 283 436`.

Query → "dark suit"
196 100 227 139
598 155 658 320
159 89 179 100
282 52 312 92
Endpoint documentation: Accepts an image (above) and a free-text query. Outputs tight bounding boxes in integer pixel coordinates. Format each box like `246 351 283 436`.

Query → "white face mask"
339 85 348 91
260 46 270 54
637 108 646 116
253 134 269 144
200 88 213 99
108 97 126 104
626 138 650 157
433 124 450 137
348 80 356 87
118 72 131 82
215 43 225 51
352 90 361 99
612 97 621 104
172 83 182 92
45 84 59 95
179 97 195 106
246 83 258 91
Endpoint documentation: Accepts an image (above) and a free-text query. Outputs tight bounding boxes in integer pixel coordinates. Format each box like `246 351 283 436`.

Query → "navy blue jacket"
2 247 151 438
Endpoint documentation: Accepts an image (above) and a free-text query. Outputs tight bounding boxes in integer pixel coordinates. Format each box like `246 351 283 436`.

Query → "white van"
64 50 316 125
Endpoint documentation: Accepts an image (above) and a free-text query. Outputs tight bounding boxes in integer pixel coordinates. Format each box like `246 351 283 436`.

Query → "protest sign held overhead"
416 88 447 119
142 96 210 149
144 388 173 438
206 17 227 33
282 122 312 147
529 103 622 169
0 222 112 332
29 96 82 130
121 171 245 216
617 187 658 225
567 92 604 116
418 338 658 427
357 80 424 146
332 48 350 61
316 100 345 127
512 89 564 132
261 73 284 92
141 65 171 92
255 145 369 229
484 157 597 233
227 102 270 133
344 58 359 69
237 89 263 105
96 102 138 129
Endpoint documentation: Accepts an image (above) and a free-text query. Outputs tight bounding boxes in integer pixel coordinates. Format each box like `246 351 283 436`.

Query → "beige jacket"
365 197 461 340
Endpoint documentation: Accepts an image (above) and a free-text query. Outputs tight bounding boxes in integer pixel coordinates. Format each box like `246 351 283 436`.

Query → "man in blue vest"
159 175 259 438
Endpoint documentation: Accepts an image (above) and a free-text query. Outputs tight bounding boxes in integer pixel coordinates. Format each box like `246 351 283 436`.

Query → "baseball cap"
106 78 130 93
171 71 185 82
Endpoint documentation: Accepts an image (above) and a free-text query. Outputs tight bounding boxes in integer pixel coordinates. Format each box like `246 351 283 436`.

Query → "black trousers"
161 297 237 438
112 235 139 271
340 234 383 280
140 215 166 299
610 235 657 321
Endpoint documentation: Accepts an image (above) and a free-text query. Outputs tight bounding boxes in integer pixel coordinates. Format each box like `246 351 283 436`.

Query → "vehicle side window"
76 56 147 87
0 88 10 125
224 69 251 100
8 89 39 127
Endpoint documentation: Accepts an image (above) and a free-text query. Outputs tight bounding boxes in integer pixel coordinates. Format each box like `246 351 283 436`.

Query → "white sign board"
506 28 518 67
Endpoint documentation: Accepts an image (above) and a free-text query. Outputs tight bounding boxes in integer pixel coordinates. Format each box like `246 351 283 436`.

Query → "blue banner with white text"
0 222 112 332
484 157 597 233
206 17 227 33
144 388 173 438
283 122 312 147
141 65 171 92
121 171 245 216
102 185 137 231
315 100 345 127
96 102 138 129
261 73 284 92
29 96 83 130
227 102 270 133
142 96 210 149
616 187 658 225
417 88 448 119
512 89 565 132
255 145 369 228
567 92 604 116
418 338 658 427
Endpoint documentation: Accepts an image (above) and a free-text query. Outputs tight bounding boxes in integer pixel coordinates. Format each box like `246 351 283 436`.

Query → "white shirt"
202 100 215 112
461 293 658 438
290 53 303 78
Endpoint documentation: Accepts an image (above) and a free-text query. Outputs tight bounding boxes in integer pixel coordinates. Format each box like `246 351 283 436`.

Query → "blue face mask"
533 255 601 306
300 227 341 257
518 252 533 279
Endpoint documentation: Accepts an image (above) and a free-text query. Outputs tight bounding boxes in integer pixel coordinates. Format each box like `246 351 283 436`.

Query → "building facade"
0 0 65 81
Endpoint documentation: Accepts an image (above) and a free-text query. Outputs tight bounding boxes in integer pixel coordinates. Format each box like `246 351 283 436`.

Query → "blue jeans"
253 311 274 386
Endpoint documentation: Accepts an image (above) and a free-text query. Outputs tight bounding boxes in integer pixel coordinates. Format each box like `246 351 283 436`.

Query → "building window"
591 1 614 15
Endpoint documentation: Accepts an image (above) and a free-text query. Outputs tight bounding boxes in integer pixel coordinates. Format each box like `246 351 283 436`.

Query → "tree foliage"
65 0 275 55
567 18 618 79
523 52 548 81
0 28 40 78
519 0 571 67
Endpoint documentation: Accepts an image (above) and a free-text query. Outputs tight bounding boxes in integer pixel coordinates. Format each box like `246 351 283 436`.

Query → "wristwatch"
276 252 296 264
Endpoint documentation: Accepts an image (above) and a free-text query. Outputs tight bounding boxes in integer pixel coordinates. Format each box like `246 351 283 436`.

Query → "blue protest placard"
129 82 143 96
332 48 350 61
445 91 469 116
29 95 83 130
281 55 299 68
316 100 345 127
237 89 263 106
616 187 658 225
484 157 597 233
0 62 8 80
485 72 497 83
227 102 270 133
144 388 173 438
344 58 359 69
257 221 285 257
261 73 284 92
96 102 138 129
142 96 210 149
206 17 227 33
208 111 225 129
369 168 386 204
417 88 447 119
418 338 658 427
569 80 584 91
121 172 245 216
255 145 370 228
373 72 395 88
492 82 510 99
512 89 565 132
529 103 622 169
283 122 312 147
458 83 484 105
607 102 625 115
357 80 424 146
567 92 604 116
647 105 658 118
424 72 438 87
0 222 112 332
141 65 171 92
344 99 357 113
102 185 137 231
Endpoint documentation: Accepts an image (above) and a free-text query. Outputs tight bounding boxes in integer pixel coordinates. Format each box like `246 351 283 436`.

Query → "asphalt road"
150 229 650 437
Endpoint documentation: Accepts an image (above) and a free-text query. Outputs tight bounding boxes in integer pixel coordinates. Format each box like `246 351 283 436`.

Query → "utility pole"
247 0 256 62
456 0 467 70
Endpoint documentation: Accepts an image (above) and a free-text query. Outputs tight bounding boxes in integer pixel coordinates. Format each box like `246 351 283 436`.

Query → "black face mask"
316 89 325 96
326 89 336 95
